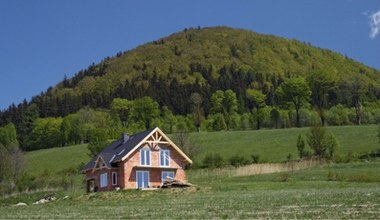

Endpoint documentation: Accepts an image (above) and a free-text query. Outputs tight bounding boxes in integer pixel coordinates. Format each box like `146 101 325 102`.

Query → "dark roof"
80 128 155 172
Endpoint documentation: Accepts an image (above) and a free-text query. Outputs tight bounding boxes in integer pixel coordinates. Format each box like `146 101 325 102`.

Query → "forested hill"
1 26 380 150
23 27 380 116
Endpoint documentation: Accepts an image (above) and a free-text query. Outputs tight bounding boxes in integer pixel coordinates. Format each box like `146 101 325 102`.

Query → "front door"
86 179 95 193
136 170 149 189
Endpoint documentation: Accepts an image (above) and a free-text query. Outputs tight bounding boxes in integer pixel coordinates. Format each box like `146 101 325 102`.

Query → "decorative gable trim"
92 155 110 172
119 127 192 164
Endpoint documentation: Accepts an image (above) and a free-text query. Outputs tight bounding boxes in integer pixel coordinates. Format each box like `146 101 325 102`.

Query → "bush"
326 104 350 125
299 108 319 127
280 172 291 182
250 154 260 164
307 124 339 159
229 155 250 167
334 151 359 163
202 153 224 168
286 153 293 162
359 149 380 159
327 170 344 181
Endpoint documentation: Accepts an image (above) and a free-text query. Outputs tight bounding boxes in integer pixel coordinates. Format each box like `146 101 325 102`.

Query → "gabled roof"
80 127 192 173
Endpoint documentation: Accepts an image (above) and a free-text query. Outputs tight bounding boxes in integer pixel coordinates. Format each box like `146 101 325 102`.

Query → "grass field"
24 144 89 176
1 125 378 218
190 124 379 162
24 124 379 177
1 161 379 218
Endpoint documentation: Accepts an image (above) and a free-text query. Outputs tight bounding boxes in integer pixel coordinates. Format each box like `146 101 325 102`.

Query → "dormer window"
140 147 151 166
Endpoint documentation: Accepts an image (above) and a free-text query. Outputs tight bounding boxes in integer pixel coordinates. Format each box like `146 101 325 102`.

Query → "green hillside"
24 125 379 176
2 26 380 151
24 144 89 176
41 26 380 117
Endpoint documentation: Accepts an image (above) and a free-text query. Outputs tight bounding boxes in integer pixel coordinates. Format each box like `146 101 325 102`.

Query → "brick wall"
85 167 119 192
85 144 189 191
121 145 188 189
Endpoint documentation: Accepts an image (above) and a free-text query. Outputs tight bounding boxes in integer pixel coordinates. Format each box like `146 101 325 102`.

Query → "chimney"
122 132 129 144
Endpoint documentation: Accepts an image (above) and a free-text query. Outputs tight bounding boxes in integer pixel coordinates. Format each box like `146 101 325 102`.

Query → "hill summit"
37 26 380 117
1 26 380 149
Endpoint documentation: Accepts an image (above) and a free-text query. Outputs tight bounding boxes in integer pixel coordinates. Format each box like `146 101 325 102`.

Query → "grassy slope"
24 125 379 176
1 161 379 218
24 144 90 176
191 124 379 162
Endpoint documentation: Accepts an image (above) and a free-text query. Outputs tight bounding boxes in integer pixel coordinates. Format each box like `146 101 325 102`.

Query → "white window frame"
112 172 117 186
136 170 150 189
160 149 170 167
100 172 108 188
140 147 151 166
161 171 175 183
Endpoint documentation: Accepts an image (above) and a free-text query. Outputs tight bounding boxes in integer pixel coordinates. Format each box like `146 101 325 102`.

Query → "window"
112 172 117 186
100 173 108 187
136 170 150 189
161 171 174 183
140 147 151 166
160 149 170 167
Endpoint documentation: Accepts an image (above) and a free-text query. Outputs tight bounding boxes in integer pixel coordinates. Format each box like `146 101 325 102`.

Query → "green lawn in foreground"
10 125 379 218
1 161 379 219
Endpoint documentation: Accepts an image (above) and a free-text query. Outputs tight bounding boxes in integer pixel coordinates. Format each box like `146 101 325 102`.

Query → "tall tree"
27 117 63 150
111 98 133 127
190 93 204 132
223 90 238 130
211 90 238 130
307 70 337 126
246 89 266 129
132 96 160 129
276 77 311 127
0 123 25 193
349 76 367 125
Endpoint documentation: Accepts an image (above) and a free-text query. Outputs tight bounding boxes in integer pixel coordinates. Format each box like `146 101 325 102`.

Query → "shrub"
240 113 251 130
286 153 293 162
327 170 343 181
202 153 224 168
280 172 291 182
334 151 359 163
229 155 250 167
250 154 260 164
205 113 227 131
307 124 339 159
296 134 307 158
326 104 350 125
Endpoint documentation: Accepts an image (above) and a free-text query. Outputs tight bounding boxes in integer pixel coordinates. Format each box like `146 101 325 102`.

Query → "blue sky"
0 0 379 110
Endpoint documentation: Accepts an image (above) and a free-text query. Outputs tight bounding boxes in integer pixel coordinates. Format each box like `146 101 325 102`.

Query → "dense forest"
1 26 380 151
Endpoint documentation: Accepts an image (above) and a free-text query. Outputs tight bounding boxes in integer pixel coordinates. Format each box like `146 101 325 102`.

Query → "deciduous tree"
307 70 337 126
276 77 311 127
190 93 204 132
246 89 266 129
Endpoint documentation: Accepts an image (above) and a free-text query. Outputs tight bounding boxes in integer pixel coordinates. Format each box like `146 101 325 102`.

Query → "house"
80 127 192 192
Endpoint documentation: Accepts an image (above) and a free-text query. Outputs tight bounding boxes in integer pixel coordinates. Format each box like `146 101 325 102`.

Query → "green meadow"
190 124 379 162
25 124 379 176
1 161 379 219
1 125 379 218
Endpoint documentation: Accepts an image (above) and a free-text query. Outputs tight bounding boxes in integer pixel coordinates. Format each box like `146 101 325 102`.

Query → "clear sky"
1 0 379 110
